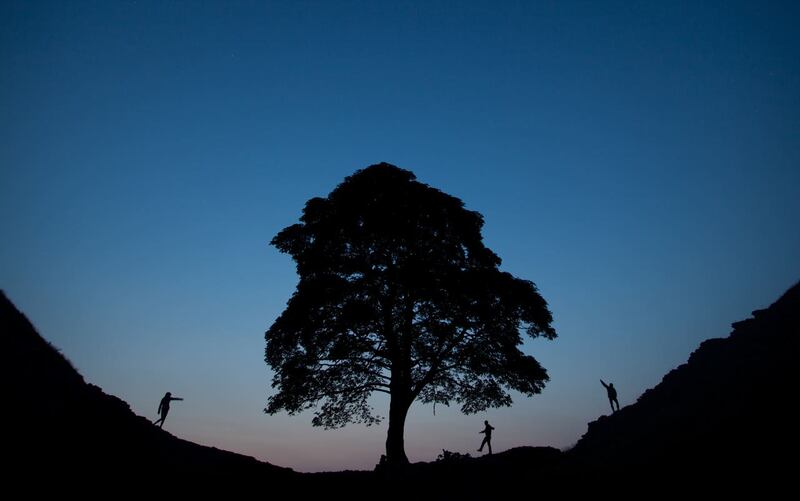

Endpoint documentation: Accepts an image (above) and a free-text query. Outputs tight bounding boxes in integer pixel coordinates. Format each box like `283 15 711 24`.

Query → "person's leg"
487 440 492 455
609 398 615 413
478 437 487 451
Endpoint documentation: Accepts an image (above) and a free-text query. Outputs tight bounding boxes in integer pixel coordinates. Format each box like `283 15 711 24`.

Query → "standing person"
477 420 495 454
153 392 184 428
600 379 620 413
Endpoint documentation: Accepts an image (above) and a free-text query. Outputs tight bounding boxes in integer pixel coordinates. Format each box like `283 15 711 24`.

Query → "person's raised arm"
171 397 184 401
600 379 608 388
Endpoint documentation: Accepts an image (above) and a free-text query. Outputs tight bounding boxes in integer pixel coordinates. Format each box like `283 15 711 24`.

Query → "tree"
265 163 556 465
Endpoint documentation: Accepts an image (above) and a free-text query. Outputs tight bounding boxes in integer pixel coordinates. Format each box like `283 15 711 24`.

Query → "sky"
1 0 798 472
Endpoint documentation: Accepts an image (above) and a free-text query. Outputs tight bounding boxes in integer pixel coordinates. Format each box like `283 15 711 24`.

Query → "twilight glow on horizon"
1 1 798 472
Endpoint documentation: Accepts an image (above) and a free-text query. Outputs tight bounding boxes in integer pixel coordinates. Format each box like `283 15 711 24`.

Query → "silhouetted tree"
265 163 556 465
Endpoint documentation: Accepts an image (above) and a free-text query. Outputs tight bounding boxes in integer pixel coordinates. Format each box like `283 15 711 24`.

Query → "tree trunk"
385 393 411 465
383 286 412 465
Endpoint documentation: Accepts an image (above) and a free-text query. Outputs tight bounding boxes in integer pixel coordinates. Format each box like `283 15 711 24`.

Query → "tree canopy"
265 163 556 464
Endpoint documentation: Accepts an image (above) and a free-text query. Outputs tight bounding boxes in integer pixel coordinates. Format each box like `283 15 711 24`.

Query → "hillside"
1 290 296 485
3 281 797 494
569 281 799 485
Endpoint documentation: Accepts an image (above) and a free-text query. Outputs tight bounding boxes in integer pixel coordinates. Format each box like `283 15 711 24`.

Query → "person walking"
153 391 184 428
477 420 495 454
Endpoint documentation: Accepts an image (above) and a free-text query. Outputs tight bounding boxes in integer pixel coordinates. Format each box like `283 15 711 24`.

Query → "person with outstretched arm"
600 379 620 413
477 420 495 454
153 392 184 428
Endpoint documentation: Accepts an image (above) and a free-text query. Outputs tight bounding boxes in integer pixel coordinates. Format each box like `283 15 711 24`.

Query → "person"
153 391 184 428
477 420 495 454
600 379 620 413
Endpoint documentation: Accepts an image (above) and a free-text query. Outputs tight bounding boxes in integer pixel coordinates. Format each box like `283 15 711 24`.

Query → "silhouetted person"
477 420 495 454
153 391 183 428
600 379 619 413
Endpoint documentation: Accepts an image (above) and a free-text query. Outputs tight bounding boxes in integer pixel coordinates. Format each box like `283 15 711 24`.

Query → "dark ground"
3 281 797 496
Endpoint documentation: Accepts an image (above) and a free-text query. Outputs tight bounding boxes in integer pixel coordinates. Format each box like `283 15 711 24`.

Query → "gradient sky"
1 0 798 472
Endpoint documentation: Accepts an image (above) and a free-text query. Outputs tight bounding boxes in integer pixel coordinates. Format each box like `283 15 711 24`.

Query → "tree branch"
411 326 472 398
315 363 392 383
323 383 391 395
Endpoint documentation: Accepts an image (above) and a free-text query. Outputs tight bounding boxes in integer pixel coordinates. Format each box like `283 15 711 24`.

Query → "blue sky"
1 0 798 471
